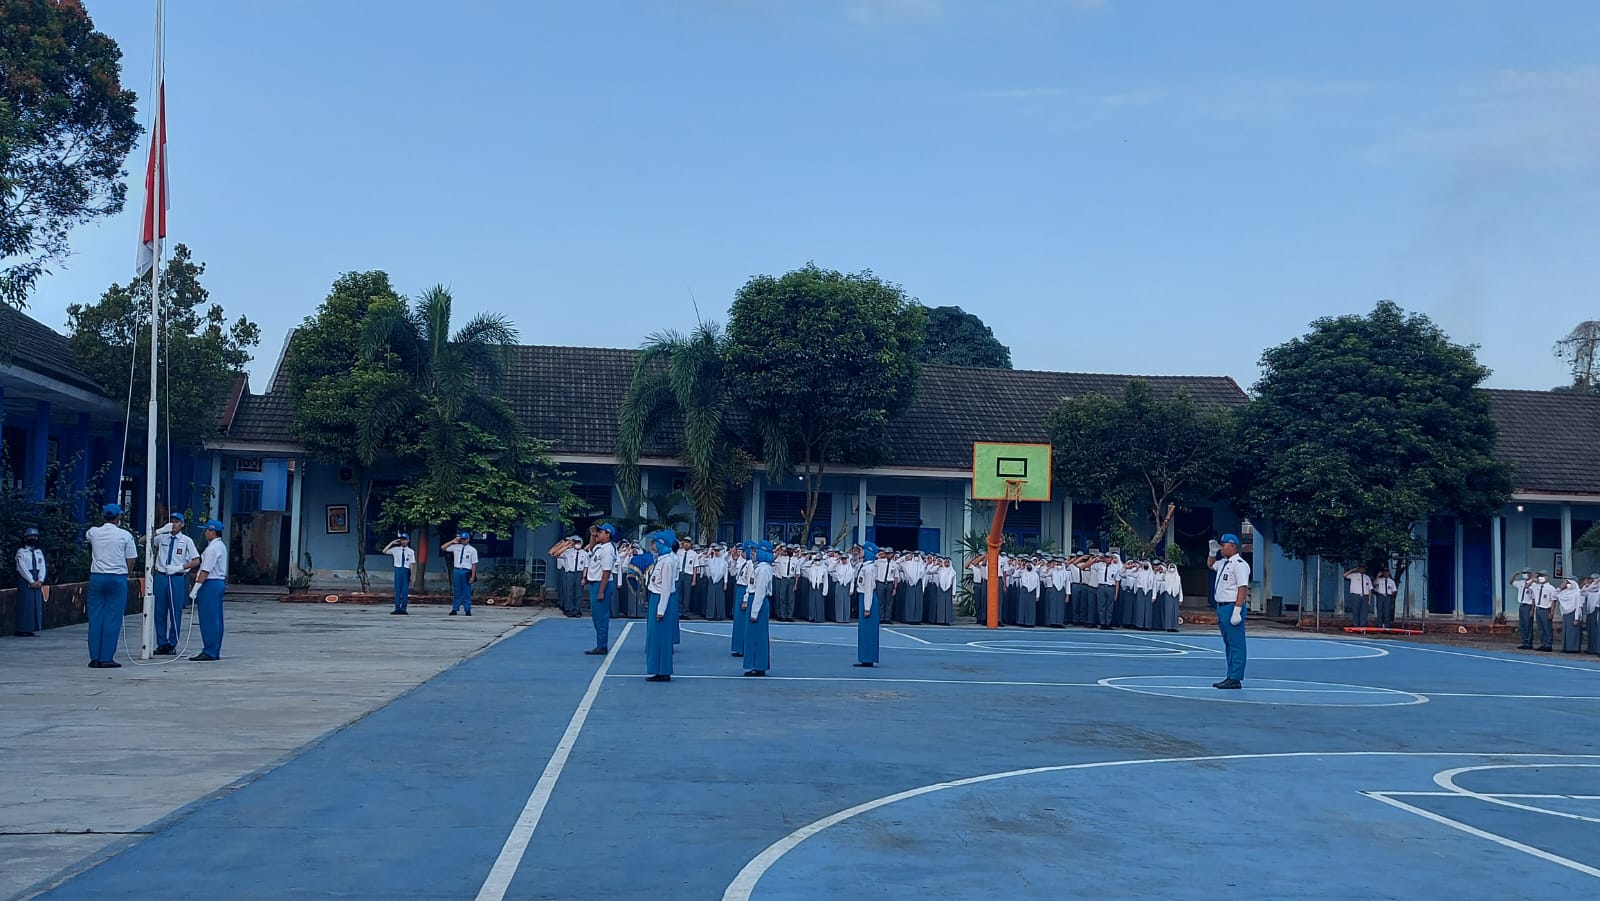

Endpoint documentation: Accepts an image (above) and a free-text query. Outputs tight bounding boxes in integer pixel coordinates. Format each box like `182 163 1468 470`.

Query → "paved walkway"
0 599 546 900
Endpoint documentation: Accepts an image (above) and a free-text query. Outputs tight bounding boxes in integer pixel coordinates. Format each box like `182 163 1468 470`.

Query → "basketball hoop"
1003 479 1026 510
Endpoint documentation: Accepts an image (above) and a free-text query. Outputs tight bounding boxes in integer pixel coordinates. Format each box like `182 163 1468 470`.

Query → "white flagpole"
139 0 165 660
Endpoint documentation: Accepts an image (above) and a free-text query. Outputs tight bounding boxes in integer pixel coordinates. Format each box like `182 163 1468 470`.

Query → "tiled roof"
1485 388 1600 495
0 304 110 396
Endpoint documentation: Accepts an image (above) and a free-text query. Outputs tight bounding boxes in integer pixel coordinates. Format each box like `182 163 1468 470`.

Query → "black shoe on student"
584 648 607 655
1166 629 1180 633
646 674 670 682
398 610 408 615
731 652 743 657
390 610 404 615
1537 646 1552 652
89 660 103 668
1214 679 1241 689
1099 625 1112 630
448 610 458 616
15 631 35 637
464 611 472 616
743 670 766 677
154 645 175 656
189 653 217 662
1518 643 1532 649
852 662 874 668
101 660 122 668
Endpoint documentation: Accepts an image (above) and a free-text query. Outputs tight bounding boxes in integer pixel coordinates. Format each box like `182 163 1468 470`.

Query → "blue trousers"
731 586 747 655
393 566 410 612
745 600 771 671
1536 607 1554 649
1217 604 1247 682
589 580 613 649
153 572 187 647
645 591 675 675
196 580 225 658
451 568 472 613
87 574 127 663
1097 586 1115 625
858 592 880 664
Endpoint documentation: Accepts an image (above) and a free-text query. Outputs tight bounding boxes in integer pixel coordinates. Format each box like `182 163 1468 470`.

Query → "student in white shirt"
1343 565 1374 629
1583 574 1600 656
584 523 618 654
151 513 199 654
189 519 229 661
642 530 679 682
704 546 729 622
1372 567 1398 630
855 543 881 667
1209 534 1251 689
1558 577 1585 653
15 527 46 637
382 533 416 615
85 503 139 668
442 531 479 616
744 542 774 677
548 535 583 617
731 545 752 657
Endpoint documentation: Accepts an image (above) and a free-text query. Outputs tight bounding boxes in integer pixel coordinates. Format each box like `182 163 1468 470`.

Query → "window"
235 457 263 473
1001 501 1043 551
234 480 263 515
573 485 614 516
764 491 832 546
1532 518 1595 550
874 495 921 527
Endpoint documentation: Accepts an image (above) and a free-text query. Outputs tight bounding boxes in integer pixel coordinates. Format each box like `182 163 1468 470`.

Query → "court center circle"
1096 675 1428 707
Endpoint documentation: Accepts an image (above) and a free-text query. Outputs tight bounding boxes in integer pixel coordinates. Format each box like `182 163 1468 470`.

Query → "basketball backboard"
972 442 1052 502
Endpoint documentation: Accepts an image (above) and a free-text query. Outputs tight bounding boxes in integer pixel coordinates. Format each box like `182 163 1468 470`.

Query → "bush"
0 451 104 585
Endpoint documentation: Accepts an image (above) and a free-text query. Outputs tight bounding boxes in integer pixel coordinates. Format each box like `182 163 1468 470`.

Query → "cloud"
1382 68 1600 172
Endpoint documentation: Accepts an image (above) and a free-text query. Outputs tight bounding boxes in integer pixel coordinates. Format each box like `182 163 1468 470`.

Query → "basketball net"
1004 479 1026 509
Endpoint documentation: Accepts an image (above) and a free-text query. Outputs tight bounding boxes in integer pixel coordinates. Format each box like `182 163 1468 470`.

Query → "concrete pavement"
0 598 548 900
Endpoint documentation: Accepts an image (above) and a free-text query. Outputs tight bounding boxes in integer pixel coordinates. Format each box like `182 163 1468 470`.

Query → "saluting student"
188 519 229 661
151 514 199 653
1343 565 1373 629
1558 578 1585 654
584 523 618 655
968 556 987 624
382 533 415 616
704 545 728 621
1016 560 1039 627
1209 534 1250 689
643 531 679 682
1514 570 1557 651
744 542 774 677
930 557 956 625
854 543 880 667
15 527 45 637
549 535 582 617
829 551 855 623
901 552 926 624
1155 561 1182 632
1584 575 1600 656
443 532 478 616
1372 567 1398 630
731 544 752 657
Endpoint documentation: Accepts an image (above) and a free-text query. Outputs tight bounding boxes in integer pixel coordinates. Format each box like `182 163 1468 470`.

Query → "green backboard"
972 442 1052 501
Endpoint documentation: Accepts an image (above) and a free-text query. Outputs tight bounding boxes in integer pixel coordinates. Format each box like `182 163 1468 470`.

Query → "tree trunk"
799 444 826 549
355 466 370 592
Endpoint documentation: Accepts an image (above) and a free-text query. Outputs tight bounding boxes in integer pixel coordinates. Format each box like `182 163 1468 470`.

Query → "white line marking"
475 621 633 901
1424 692 1600 701
1434 764 1600 824
883 628 934 645
1363 791 1600 880
1125 633 1221 654
721 752 1600 900
1379 792 1600 800
602 673 1103 688
1360 641 1600 674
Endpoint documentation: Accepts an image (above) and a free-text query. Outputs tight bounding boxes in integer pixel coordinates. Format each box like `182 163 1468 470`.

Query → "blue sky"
23 0 1600 393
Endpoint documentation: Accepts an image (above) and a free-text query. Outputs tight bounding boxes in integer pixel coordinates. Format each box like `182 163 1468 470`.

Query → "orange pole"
986 502 1008 629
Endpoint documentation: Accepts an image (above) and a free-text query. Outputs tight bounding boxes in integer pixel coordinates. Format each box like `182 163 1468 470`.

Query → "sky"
20 0 1600 394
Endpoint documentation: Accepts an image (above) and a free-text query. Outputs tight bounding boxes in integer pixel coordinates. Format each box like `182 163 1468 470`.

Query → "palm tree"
617 323 749 543
609 489 693 539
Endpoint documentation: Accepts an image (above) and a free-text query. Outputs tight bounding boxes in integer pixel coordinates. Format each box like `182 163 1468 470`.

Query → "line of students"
1511 570 1600 654
970 552 1183 631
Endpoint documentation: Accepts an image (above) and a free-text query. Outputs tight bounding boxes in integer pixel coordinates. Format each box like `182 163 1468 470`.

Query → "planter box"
1 580 140 632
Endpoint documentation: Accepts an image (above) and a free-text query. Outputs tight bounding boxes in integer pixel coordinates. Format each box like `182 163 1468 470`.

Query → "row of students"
1512 570 1600 654
970 552 1183 631
1340 565 1400 629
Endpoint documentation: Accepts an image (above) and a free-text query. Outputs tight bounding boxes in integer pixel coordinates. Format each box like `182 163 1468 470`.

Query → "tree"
917 305 1012 368
66 243 260 451
1046 379 1236 560
616 323 751 542
726 264 925 542
1554 320 1600 393
607 488 693 539
1 0 140 310
1231 300 1513 571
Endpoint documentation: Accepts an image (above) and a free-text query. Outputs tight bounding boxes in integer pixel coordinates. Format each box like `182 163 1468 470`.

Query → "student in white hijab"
1559 577 1585 653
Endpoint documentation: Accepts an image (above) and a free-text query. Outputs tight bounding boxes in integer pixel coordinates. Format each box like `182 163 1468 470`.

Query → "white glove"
1209 539 1221 556
189 584 200 601
1229 606 1243 626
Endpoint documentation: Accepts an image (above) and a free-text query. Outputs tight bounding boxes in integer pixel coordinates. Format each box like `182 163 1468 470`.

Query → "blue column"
104 420 125 506
72 413 90 520
26 400 51 501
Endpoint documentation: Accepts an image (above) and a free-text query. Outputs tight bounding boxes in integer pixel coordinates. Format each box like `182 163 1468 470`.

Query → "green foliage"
0 0 140 309
65 244 259 451
1046 379 1235 560
0 450 106 584
916 305 1012 368
378 425 577 542
609 489 693 538
1231 300 1513 567
726 263 925 537
616 323 751 542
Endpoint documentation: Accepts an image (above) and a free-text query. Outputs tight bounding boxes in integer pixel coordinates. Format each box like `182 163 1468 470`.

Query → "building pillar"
751 473 765 543
1560 502 1573 579
26 400 51 500
1454 518 1465 618
288 456 305 577
104 420 125 505
71 413 90 520
1490 512 1504 619
209 453 223 520
858 478 869 547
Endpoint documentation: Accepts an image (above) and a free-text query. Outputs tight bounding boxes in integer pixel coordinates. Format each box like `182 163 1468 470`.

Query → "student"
549 535 583 617
189 520 228 661
148 513 199 653
854 543 881 667
803 553 829 623
1585 574 1600 656
1155 560 1183 632
930 557 956 626
704 545 728 621
744 541 774 677
900 552 926 624
1514 570 1557 651
442 532 478 616
584 523 618 655
731 544 752 657
1372 567 1398 630
1343 565 1373 629
15 527 45 637
642 530 679 682
85 504 139 668
969 556 987 624
1558 577 1585 654
1015 559 1039 627
829 550 856 623
1209 534 1250 689
382 533 416 615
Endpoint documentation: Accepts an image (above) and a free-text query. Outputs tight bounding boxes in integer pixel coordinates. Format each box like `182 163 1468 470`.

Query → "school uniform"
1516 577 1557 650
704 552 728 621
1346 572 1373 628
15 542 46 635
901 556 926 624
803 558 828 623
929 563 956 625
559 545 583 615
1558 582 1584 653
386 544 415 614
1373 576 1397 629
1085 560 1109 627
731 555 752 656
830 558 856 622
193 535 228 659
1016 568 1039 627
746 559 774 674
1213 554 1251 685
1039 565 1065 627
1117 567 1139 628
645 551 680 677
1157 567 1182 632
969 561 987 623
1131 565 1153 631
449 541 479 614
85 522 138 665
586 541 617 650
856 557 880 665
1584 581 1600 656
150 525 199 646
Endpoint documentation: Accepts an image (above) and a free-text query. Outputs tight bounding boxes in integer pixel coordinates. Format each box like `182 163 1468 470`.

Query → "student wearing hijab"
731 544 751 657
15 527 45 637
641 530 679 682
1585 574 1600 656
744 541 775 676
930 557 956 625
1155 560 1183 632
1559 577 1585 653
854 543 880 667
829 551 856 623
703 545 728 621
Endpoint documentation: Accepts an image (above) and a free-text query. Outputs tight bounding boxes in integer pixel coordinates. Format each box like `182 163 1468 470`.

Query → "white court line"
475 621 633 901
602 673 1102 688
1363 791 1600 880
1435 764 1600 824
1360 641 1600 675
1117 685 1404 695
1126 633 1221 654
1424 692 1600 701
1380 792 1600 800
883 628 934 645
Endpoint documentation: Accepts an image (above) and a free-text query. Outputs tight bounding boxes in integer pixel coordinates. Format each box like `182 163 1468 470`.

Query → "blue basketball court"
31 619 1600 899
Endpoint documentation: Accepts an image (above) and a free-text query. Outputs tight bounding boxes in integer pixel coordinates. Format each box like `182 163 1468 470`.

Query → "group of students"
377 530 482 616
12 505 229 667
971 552 1184 631
1340 565 1401 629
1511 570 1600 654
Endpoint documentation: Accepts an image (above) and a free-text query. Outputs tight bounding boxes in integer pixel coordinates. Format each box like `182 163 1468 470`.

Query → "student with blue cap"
85 504 139 668
1208 533 1251 689
152 512 199 654
743 541 774 676
584 522 618 654
854 542 880 667
381 533 415 615
641 530 679 681
442 531 479 616
188 520 228 661
15 527 45 636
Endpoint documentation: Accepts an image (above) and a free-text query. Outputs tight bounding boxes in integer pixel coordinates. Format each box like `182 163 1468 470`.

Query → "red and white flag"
136 10 166 278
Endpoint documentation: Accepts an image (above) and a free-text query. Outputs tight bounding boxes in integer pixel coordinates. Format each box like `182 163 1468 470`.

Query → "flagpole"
139 0 165 661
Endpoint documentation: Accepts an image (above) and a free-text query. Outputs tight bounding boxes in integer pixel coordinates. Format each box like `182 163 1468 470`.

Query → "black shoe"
390 610 404 615
743 670 766 677
14 631 35 637
1100 625 1112 630
1518 644 1532 649
448 610 458 616
731 652 743 657
397 610 408 615
1215 679 1241 690
1538 646 1552 652
154 645 175 656
646 674 670 682
189 653 217 661
89 660 103 668
853 662 874 668
101 660 122 668
464 611 472 616
584 648 607 655
1167 629 1179 633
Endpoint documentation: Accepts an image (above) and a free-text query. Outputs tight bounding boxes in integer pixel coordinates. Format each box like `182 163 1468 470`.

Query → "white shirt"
557 547 579 572
16 546 45 583
969 562 986 583
749 561 773 620
154 528 200 575
451 543 480 570
646 551 679 616
585 542 616 581
854 561 876 613
1373 577 1397 596
1085 561 1106 588
1557 583 1583 616
936 566 956 592
1212 554 1250 606
1019 569 1040 595
1517 579 1557 609
198 537 228 581
706 554 729 584
86 523 138 575
1346 573 1373 595
386 546 416 570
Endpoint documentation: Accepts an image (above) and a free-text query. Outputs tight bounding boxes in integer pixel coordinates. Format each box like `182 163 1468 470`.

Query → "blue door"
919 527 941 554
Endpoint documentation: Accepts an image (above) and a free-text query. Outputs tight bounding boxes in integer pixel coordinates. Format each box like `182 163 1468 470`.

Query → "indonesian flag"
136 79 167 278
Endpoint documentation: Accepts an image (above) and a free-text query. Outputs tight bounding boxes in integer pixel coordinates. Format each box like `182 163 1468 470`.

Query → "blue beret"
1220 533 1241 545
